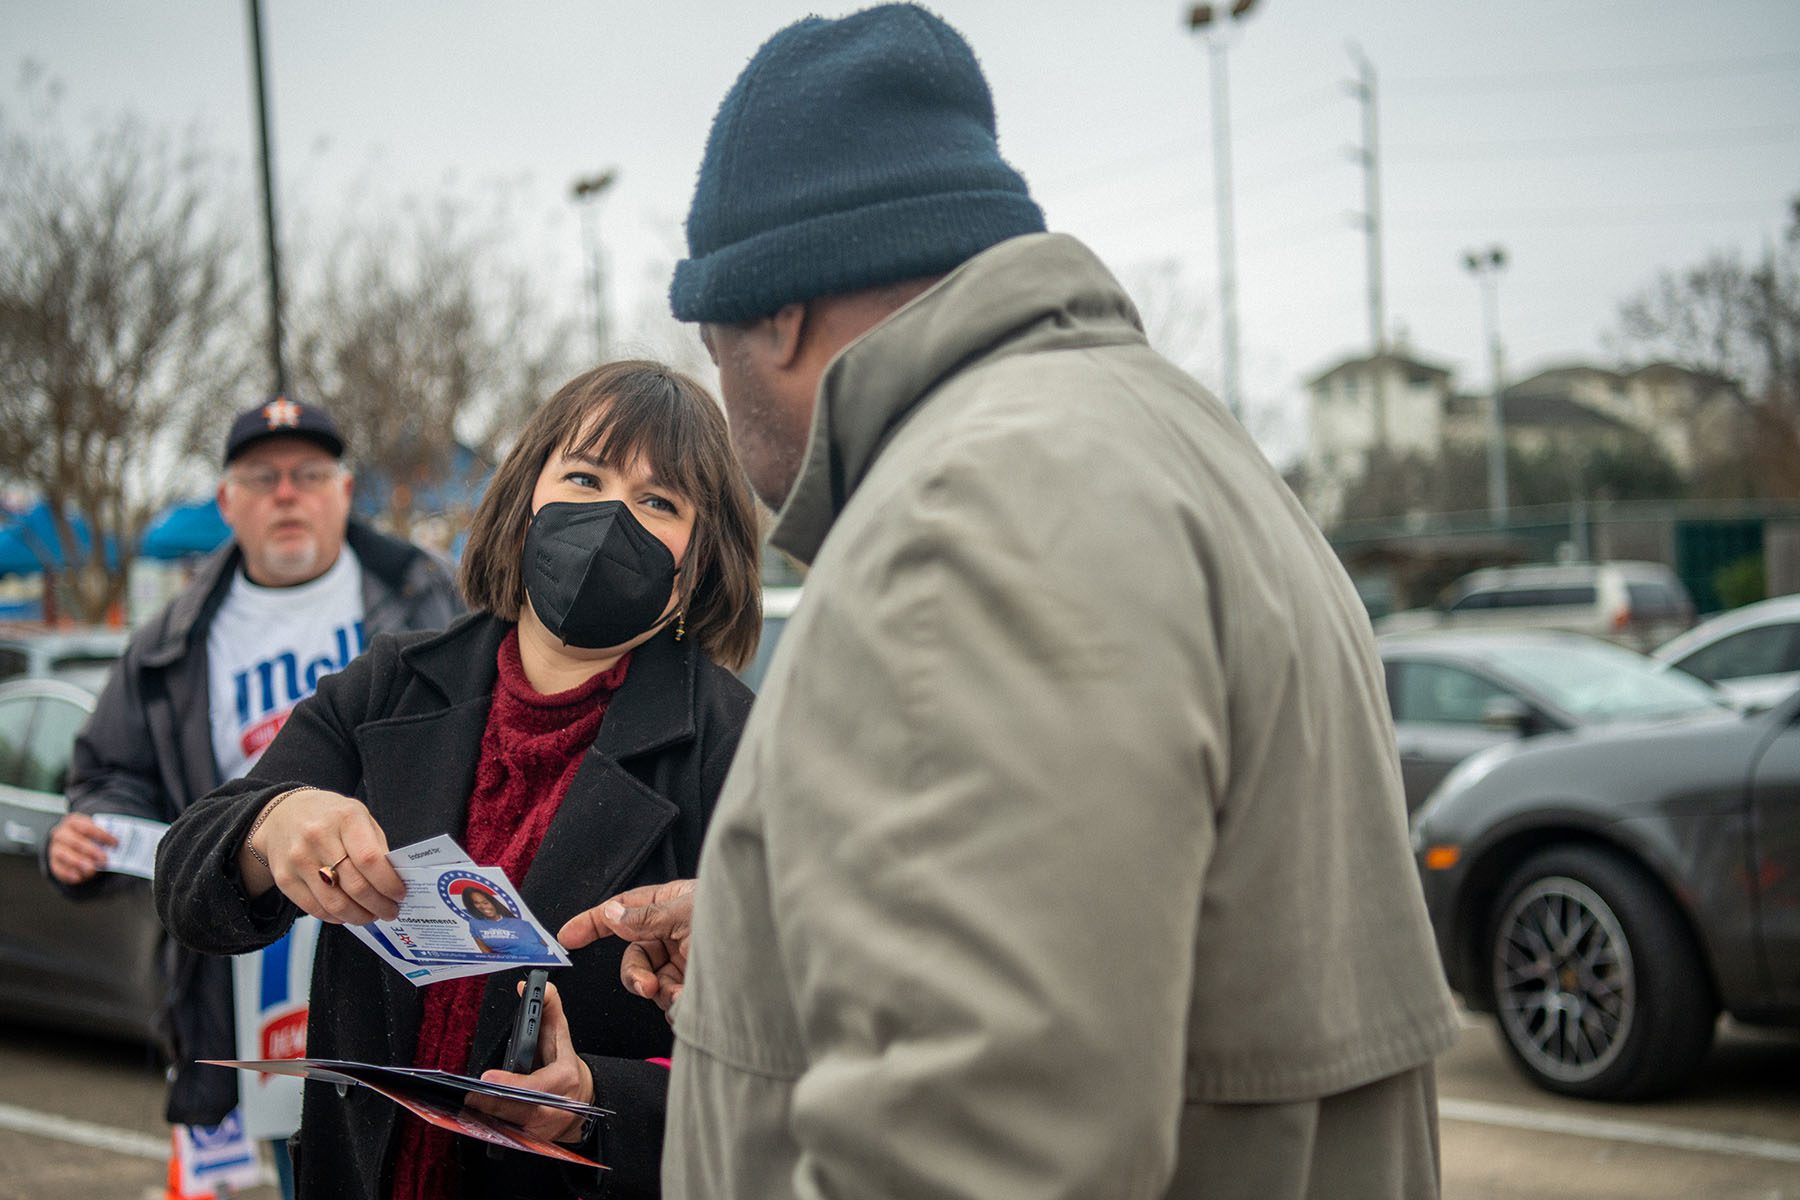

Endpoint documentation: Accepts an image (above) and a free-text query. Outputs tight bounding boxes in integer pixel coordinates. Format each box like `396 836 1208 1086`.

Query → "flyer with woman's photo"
344 835 570 985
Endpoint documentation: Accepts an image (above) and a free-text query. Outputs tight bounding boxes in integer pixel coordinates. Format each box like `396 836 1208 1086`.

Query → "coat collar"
591 622 699 762
142 541 238 668
394 612 508 704
399 613 700 763
768 233 1146 565
140 519 425 669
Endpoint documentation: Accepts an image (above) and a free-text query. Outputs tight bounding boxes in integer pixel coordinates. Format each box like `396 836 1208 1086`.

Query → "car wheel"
1487 845 1715 1099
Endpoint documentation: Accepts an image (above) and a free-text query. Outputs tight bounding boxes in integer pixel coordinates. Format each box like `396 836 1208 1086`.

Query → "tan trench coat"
666 233 1461 1198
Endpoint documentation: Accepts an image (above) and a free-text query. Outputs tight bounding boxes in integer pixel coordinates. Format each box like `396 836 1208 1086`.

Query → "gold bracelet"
244 787 307 870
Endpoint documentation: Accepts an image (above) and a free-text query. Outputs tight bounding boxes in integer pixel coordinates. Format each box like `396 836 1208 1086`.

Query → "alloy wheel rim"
1492 874 1635 1083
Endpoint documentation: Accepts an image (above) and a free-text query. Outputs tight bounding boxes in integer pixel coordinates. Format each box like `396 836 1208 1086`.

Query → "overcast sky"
11 0 1799 466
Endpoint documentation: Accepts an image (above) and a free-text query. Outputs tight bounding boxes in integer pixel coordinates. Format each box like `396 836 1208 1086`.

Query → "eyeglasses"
226 462 344 494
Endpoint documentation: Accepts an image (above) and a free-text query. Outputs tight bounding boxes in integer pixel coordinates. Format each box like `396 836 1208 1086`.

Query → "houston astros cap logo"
263 398 302 429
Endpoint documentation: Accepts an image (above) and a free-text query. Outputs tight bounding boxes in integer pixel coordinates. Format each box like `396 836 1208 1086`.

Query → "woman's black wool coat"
154 612 753 1200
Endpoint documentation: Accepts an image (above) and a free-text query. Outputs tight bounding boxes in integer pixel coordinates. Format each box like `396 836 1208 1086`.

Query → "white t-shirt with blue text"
206 546 366 783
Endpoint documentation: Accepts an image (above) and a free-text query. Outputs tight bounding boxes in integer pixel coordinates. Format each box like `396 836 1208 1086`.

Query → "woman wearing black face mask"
154 362 763 1200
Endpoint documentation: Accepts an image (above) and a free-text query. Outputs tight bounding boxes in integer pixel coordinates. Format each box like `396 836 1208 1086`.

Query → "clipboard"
203 1057 611 1167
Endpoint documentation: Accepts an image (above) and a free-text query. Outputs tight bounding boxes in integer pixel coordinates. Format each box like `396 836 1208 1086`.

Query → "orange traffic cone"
165 1128 218 1200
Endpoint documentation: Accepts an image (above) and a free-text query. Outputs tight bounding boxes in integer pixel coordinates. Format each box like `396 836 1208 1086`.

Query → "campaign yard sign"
176 1108 266 1195
232 917 320 1140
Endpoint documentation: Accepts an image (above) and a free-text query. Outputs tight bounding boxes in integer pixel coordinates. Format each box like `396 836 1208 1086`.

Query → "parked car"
1376 561 1695 650
1410 687 1800 1100
1380 630 1727 811
0 674 162 1042
740 586 802 692
1652 593 1800 712
0 626 129 688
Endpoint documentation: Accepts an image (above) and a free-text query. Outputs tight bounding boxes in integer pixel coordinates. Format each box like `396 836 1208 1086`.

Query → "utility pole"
571 170 618 361
1186 1 1260 424
1464 246 1509 524
245 0 287 395
1346 42 1387 446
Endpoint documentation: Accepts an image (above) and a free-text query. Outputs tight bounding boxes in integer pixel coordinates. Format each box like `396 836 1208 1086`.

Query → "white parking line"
12 1090 1800 1170
1439 1096 1800 1164
0 1100 166 1160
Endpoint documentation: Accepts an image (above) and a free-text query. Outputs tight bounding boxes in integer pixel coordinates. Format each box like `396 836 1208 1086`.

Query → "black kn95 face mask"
523 500 678 650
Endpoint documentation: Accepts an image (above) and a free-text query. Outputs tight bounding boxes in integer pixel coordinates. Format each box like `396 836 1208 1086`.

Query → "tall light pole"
1464 245 1509 523
571 169 618 361
1346 42 1387 446
245 0 287 395
1186 0 1259 424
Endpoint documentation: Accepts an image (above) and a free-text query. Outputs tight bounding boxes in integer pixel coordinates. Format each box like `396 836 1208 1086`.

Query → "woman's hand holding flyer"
344 835 570 985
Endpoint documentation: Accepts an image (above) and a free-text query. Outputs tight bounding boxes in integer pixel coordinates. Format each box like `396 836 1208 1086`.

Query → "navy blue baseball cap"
223 397 346 465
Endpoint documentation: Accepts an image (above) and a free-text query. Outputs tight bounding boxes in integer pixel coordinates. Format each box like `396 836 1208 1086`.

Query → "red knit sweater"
390 629 630 1200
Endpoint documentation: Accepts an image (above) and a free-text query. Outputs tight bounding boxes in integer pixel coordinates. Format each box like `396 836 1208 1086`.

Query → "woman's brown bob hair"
459 360 763 671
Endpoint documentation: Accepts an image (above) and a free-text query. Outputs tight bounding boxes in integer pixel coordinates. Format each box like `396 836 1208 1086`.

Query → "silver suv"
1376 561 1695 650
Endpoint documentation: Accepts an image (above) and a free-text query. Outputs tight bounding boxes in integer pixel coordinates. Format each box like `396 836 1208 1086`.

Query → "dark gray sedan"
0 675 161 1042
1411 687 1800 1100
1380 630 1727 811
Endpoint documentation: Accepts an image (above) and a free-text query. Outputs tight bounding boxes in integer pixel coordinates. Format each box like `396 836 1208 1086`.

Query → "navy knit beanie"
670 3 1046 324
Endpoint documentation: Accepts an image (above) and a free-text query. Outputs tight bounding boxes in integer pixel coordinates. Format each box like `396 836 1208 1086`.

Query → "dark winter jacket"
44 521 462 1124
153 612 752 1200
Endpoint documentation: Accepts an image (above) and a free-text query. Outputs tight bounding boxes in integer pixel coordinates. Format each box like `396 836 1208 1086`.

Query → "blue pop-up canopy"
0 522 46 576
0 497 231 577
0 502 116 577
140 498 231 560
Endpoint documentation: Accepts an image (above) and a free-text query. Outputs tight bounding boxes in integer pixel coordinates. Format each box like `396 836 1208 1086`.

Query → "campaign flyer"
345 835 570 985
93 812 167 880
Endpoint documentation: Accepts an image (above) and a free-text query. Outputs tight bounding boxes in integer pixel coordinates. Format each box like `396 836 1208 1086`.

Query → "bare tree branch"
1612 193 1800 419
0 84 252 621
289 196 575 538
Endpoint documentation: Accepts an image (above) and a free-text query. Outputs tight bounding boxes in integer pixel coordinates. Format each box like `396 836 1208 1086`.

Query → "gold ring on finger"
318 854 351 888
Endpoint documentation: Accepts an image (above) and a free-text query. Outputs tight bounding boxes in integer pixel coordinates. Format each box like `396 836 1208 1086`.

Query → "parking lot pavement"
0 1128 165 1200
2 1009 1796 1198
0 1024 276 1200
1438 1010 1800 1199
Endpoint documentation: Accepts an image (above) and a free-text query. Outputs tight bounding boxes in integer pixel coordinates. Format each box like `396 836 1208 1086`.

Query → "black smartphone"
488 968 551 1159
502 969 550 1075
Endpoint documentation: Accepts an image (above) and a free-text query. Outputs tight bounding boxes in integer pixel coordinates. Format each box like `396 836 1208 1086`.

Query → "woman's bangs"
565 377 710 507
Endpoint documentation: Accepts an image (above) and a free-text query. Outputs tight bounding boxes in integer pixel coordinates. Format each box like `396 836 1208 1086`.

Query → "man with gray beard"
44 397 460 1193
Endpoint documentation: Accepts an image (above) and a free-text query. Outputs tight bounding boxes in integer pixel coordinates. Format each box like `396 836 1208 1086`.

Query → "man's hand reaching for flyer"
559 878 695 1020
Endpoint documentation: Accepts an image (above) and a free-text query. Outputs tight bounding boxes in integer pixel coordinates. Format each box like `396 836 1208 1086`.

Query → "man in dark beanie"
623 5 1459 1197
